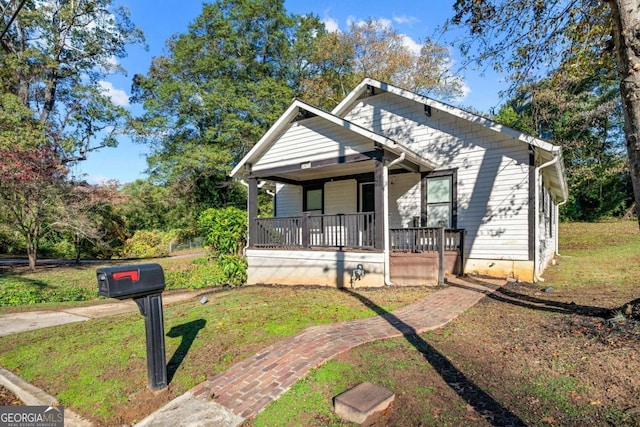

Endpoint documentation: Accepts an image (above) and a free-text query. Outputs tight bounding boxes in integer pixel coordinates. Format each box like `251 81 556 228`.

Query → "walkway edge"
134 391 244 427
0 367 93 427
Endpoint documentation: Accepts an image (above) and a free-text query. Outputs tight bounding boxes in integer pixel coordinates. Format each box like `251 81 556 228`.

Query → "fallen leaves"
541 415 555 424
0 385 21 406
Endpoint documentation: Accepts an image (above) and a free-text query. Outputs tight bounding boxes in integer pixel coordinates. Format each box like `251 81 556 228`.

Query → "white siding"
344 92 532 261
389 173 421 228
275 183 301 217
253 116 373 172
325 180 357 214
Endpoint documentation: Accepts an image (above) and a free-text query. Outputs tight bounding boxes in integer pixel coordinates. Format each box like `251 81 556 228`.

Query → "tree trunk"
27 243 37 271
75 234 81 264
609 0 640 228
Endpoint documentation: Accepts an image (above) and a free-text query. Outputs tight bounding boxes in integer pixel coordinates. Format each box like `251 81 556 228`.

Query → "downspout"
384 152 405 286
555 198 568 257
533 155 560 283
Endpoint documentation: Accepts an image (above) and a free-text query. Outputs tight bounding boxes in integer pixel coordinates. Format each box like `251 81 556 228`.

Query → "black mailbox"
96 263 168 390
97 263 165 300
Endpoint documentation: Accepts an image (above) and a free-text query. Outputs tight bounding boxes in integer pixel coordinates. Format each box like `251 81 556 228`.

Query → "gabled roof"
232 78 568 203
333 78 561 154
332 78 568 203
230 99 436 179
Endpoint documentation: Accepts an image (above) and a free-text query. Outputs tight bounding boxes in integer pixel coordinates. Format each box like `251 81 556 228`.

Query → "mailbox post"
97 264 168 391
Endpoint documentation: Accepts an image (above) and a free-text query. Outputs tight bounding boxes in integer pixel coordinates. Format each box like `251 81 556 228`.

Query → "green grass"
0 285 433 424
253 361 353 427
3 220 640 425
250 220 640 426
545 220 640 289
0 255 218 312
517 374 583 416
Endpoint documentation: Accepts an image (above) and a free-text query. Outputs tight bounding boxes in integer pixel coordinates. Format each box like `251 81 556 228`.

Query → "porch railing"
254 212 375 249
390 227 464 252
254 213 464 255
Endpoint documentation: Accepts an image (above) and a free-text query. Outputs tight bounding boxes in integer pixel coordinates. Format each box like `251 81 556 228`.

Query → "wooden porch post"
248 177 258 248
438 225 445 286
458 229 465 277
374 154 385 250
301 212 310 248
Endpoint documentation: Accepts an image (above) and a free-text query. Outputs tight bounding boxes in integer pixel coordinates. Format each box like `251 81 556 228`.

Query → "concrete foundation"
246 249 385 288
247 249 540 287
464 258 535 282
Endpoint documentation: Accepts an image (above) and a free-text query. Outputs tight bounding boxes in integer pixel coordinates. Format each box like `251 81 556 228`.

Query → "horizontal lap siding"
275 183 302 217
276 180 357 217
254 117 372 172
344 93 531 261
389 173 421 228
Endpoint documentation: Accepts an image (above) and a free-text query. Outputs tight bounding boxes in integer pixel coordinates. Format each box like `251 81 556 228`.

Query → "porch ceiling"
254 158 411 183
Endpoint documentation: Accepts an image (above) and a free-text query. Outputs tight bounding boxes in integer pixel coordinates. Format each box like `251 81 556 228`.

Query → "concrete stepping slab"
134 392 243 427
333 382 395 424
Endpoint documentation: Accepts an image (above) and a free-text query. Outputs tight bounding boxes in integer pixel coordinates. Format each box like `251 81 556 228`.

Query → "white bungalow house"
230 78 568 287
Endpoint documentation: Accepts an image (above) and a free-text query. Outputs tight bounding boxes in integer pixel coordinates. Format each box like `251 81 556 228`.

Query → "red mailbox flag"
112 270 139 281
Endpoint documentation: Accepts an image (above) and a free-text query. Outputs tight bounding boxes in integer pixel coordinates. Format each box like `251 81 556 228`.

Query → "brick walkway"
191 277 503 420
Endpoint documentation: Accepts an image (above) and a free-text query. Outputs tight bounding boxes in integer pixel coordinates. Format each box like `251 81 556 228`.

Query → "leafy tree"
132 1 465 225
446 0 640 223
0 0 143 263
0 146 67 270
131 0 323 218
0 93 46 149
51 180 126 262
118 180 176 231
300 19 464 108
493 67 631 220
0 0 144 161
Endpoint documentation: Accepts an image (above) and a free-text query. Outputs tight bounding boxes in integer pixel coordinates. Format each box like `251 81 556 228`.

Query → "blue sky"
73 0 509 184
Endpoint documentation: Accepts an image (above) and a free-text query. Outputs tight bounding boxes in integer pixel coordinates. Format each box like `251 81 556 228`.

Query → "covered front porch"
233 100 464 287
248 212 464 287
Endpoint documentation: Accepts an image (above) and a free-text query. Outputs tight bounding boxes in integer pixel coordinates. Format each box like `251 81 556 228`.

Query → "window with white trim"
422 171 456 228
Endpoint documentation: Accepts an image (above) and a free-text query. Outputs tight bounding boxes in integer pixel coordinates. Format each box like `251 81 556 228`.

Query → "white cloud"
374 17 393 29
400 34 422 55
458 81 471 100
98 81 130 107
393 14 419 25
86 174 112 185
347 16 392 30
106 55 119 68
322 17 340 33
